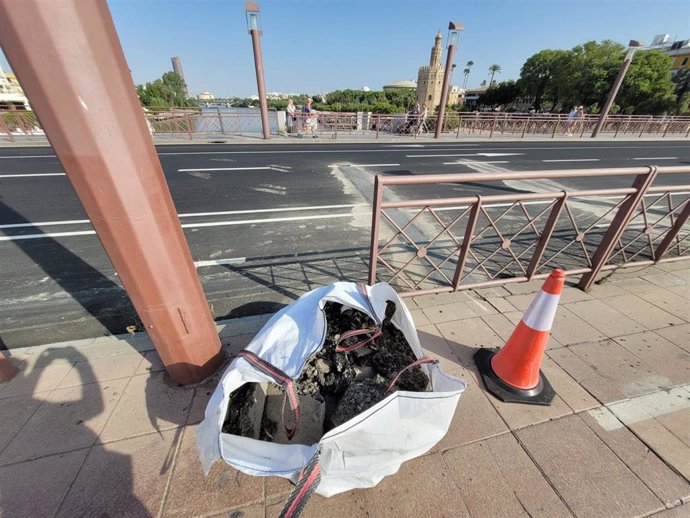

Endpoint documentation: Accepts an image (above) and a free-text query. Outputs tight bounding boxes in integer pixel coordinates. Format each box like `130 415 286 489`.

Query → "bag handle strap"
335 327 382 352
386 356 438 393
279 452 321 518
237 350 300 440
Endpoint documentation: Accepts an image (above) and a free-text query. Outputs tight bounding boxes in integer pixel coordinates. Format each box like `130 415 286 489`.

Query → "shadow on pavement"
0 200 138 345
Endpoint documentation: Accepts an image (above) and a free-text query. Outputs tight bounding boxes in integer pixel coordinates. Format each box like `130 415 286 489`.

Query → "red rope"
386 356 438 393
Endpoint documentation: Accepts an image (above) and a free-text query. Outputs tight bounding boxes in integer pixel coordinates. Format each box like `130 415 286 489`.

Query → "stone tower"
416 31 445 109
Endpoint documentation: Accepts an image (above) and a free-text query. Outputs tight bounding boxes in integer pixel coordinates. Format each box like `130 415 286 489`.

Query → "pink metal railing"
368 166 690 295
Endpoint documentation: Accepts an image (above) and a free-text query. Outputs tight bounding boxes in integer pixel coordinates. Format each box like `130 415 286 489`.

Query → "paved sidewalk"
1 263 689 517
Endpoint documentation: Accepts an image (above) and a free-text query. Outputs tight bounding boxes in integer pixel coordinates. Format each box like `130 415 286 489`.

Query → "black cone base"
474 348 555 406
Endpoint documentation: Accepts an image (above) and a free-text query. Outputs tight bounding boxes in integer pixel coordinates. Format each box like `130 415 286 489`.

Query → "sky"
1 0 689 98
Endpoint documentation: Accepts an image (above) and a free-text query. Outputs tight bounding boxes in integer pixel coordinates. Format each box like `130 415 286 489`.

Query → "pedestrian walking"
286 98 296 134
298 98 318 138
417 103 428 135
565 106 577 135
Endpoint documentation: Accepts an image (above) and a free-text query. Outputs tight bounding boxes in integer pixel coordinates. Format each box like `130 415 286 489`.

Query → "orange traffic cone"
475 269 565 405
0 352 17 382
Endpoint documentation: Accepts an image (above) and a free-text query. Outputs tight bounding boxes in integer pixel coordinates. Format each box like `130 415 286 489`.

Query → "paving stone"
99 372 194 443
649 506 690 517
484 296 518 314
654 323 690 352
636 288 690 321
362 452 470 517
435 317 504 366
56 429 179 518
668 284 690 300
504 293 535 311
417 325 463 371
443 433 570 518
566 338 674 400
56 353 143 388
207 504 264 518
642 271 687 288
608 274 658 292
613 331 690 386
0 393 42 453
503 279 544 295
411 290 473 308
655 261 690 273
266 490 368 518
422 301 483 324
480 312 563 349
0 378 129 465
582 407 690 507
434 365 508 452
541 354 599 412
587 282 628 298
482 360 574 430
517 414 664 517
608 387 690 480
0 449 89 518
0 362 72 399
472 286 513 298
162 424 263 517
559 285 594 304
265 474 294 502
135 350 166 375
409 308 431 326
549 345 630 405
565 299 646 337
550 306 608 345
601 294 684 330
187 387 214 425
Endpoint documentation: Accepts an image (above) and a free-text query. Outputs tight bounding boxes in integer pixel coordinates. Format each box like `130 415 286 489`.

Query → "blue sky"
2 0 689 97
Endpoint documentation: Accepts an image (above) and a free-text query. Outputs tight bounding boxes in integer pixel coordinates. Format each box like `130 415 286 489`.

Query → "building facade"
416 32 445 109
197 91 214 101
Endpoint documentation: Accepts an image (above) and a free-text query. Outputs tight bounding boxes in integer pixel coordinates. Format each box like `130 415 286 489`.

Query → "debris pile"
222 301 431 444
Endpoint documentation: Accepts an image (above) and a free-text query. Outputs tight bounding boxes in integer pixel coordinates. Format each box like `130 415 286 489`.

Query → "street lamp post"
435 22 463 139
246 3 270 139
591 40 644 138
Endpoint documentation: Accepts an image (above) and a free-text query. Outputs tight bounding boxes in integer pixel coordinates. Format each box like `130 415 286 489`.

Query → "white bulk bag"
197 281 466 497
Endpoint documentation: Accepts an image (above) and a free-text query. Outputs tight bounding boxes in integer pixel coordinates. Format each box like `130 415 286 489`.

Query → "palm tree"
463 60 474 89
488 64 501 86
463 68 471 89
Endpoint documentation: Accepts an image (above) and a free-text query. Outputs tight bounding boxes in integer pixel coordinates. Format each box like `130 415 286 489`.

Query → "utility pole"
591 40 644 138
435 22 463 139
0 0 224 385
246 3 271 139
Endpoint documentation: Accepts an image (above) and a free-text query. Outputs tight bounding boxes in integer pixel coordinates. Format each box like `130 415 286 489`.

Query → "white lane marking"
0 212 354 241
194 257 246 267
0 203 367 230
407 152 524 158
351 163 400 167
179 212 350 229
177 167 271 172
632 157 678 160
0 173 65 178
542 158 600 162
442 161 509 165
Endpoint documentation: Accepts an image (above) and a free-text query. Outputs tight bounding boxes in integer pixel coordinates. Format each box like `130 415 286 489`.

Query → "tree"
136 71 195 108
519 49 572 110
671 69 690 114
478 80 521 109
617 50 676 114
463 60 474 88
488 64 502 86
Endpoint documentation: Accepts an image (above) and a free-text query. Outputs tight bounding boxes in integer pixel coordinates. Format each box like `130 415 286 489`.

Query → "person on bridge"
286 98 296 134
299 98 318 138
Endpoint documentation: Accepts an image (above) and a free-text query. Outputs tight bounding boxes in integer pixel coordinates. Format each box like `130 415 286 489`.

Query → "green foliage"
478 80 521 108
518 40 679 114
672 69 690 114
136 72 196 108
488 64 502 85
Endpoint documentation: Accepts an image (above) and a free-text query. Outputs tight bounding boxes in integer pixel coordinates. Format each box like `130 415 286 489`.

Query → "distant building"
170 56 188 96
383 80 417 91
362 86 371 92
197 91 215 101
462 85 490 107
648 34 690 75
448 85 463 106
416 32 445 109
0 64 29 110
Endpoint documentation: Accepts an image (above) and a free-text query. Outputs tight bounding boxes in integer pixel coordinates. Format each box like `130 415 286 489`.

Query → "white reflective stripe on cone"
522 291 560 332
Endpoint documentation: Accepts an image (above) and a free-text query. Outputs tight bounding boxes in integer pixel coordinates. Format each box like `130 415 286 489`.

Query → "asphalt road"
1 139 689 348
